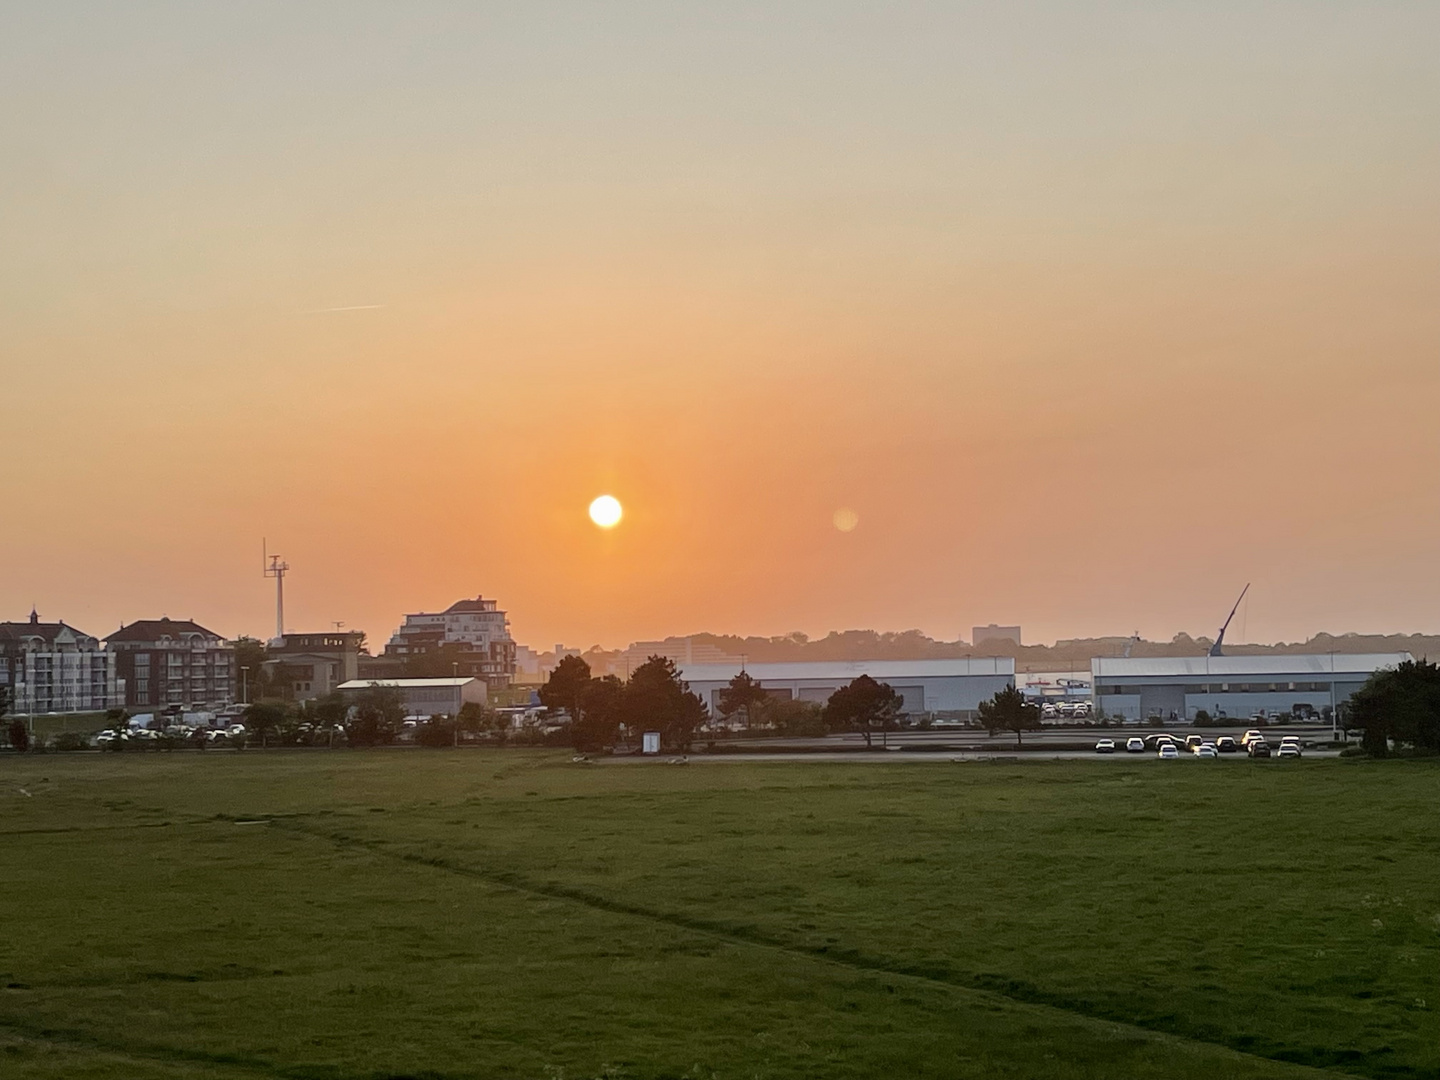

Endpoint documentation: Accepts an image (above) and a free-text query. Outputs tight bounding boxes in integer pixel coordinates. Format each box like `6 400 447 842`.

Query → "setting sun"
589 495 623 529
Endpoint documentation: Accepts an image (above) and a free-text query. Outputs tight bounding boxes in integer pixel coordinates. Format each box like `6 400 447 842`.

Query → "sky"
2 2 1437 651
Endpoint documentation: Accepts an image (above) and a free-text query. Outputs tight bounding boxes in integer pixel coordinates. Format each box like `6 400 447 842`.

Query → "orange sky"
3 3 1437 650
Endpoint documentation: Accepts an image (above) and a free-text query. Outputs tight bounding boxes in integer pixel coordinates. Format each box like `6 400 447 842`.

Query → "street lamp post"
452 661 460 747
241 666 249 706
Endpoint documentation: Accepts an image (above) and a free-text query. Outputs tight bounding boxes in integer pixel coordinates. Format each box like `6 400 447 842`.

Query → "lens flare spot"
833 507 859 532
589 495 623 528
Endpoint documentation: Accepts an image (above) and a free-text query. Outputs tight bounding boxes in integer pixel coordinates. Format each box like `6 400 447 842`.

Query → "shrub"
52 732 90 752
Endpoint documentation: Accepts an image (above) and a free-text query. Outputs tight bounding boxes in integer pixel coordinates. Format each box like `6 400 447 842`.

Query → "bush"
52 732 91 752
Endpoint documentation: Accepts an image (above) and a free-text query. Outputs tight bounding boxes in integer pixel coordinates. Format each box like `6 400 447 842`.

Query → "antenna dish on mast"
1209 583 1250 657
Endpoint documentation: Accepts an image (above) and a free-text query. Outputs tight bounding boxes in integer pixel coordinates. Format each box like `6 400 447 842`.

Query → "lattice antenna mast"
263 538 289 640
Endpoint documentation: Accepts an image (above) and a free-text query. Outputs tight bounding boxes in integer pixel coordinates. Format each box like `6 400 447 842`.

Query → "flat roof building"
1091 653 1410 723
336 677 487 718
678 658 1014 718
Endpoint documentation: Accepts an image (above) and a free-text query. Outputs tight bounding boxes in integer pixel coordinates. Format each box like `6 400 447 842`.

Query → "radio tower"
263 539 289 641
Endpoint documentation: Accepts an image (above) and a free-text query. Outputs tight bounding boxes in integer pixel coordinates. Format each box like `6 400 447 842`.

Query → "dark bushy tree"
7 718 29 753
1352 659 1440 757
718 670 768 730
573 675 624 751
348 685 406 747
540 655 592 722
242 703 287 747
978 685 1042 746
824 675 903 747
622 656 707 752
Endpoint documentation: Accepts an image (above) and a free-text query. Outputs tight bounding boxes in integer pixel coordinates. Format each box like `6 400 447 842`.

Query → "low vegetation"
0 753 1433 1079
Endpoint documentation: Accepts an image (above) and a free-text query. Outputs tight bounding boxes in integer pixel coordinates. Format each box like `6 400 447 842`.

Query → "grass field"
0 752 1434 1079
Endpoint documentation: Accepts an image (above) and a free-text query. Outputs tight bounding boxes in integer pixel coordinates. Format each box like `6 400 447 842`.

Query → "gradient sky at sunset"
3 2 1437 650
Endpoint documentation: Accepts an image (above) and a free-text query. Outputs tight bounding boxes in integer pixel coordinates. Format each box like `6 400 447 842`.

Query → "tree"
824 675 903 747
978 685 1042 747
7 719 28 753
349 685 406 747
242 703 287 748
1351 659 1440 757
573 675 624 751
540 655 593 722
760 698 826 737
718 671 768 730
622 656 707 752
232 636 268 702
458 701 510 744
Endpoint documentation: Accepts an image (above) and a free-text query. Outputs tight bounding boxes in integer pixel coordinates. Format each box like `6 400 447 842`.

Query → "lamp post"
241 666 249 706
452 661 460 747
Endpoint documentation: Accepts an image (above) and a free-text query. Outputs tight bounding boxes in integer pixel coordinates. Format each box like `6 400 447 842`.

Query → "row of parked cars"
93 722 248 747
1094 730 1303 759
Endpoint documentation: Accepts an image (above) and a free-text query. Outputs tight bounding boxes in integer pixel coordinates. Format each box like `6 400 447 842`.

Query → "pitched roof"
105 617 224 643
0 618 98 647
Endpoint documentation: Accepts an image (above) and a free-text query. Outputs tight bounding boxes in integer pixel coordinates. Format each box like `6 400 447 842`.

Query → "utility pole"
263 539 288 641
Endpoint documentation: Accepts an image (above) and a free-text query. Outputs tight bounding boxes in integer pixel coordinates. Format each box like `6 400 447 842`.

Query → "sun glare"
589 494 623 528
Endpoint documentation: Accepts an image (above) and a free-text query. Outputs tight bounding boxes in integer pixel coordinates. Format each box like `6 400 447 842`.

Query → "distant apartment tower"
0 610 121 714
105 618 235 710
972 624 1022 647
620 636 739 675
264 631 364 701
382 595 516 689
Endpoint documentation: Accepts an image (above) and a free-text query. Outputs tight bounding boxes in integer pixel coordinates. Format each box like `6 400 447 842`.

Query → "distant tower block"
972 624 1021 647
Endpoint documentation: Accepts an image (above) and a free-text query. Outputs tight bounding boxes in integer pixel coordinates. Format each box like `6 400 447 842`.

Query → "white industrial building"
1091 653 1410 723
679 658 1015 719
337 677 487 718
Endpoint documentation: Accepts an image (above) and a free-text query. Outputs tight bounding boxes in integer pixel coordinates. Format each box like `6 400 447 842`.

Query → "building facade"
336 677 487 717
264 631 364 701
0 611 121 714
679 658 1015 719
620 637 739 675
382 596 516 688
105 618 235 710
1090 653 1411 723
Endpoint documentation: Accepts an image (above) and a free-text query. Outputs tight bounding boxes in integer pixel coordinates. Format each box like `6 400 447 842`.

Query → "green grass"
0 752 1434 1079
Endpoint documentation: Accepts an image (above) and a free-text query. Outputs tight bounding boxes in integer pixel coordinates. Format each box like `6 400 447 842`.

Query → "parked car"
1215 736 1238 753
1277 743 1302 758
1240 730 1266 748
1193 743 1218 758
1095 738 1116 754
1247 740 1271 758
1125 737 1146 753
1184 734 1204 749
1158 744 1180 759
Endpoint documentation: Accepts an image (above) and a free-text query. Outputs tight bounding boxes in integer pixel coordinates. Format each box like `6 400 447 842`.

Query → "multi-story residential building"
263 631 364 701
0 610 121 714
382 596 516 689
105 618 235 710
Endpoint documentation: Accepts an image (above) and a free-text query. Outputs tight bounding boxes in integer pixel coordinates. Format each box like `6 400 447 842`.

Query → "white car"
1277 743 1302 758
1240 730 1266 748
1125 737 1146 753
1158 743 1179 759
1194 743 1218 758
1095 738 1116 754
